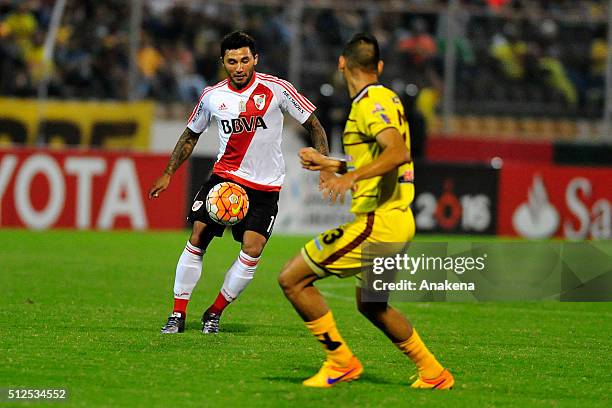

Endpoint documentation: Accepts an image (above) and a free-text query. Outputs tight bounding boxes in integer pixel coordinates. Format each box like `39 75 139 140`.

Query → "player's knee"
278 262 293 292
241 232 266 258
189 222 212 250
241 242 264 258
278 259 300 296
189 229 204 248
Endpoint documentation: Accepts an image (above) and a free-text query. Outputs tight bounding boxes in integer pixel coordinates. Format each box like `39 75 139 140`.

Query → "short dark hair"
342 33 380 72
220 31 257 57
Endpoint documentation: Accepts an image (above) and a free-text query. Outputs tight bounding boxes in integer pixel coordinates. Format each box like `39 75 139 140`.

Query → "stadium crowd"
0 0 608 120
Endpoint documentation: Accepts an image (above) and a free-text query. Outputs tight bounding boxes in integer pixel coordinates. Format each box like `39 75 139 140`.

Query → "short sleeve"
357 96 401 138
275 79 316 124
186 90 212 134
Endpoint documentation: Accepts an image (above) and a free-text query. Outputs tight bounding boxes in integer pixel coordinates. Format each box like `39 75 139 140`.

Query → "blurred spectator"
0 0 607 123
536 19 577 106
397 18 438 66
395 17 443 132
586 28 607 113
56 34 91 97
590 30 607 84
172 42 206 102
4 2 37 43
491 23 528 80
539 51 578 106
193 37 222 84
137 34 164 97
22 30 47 85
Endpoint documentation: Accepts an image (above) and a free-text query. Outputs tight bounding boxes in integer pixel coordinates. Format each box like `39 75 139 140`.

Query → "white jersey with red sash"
187 72 316 191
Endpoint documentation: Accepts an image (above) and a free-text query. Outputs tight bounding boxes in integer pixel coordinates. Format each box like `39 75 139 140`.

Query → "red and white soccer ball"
206 182 249 226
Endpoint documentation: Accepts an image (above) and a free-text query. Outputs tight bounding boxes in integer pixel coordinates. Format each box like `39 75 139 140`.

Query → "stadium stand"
0 0 608 140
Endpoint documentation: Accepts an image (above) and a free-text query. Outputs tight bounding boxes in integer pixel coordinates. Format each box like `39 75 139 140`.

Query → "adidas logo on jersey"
220 116 268 134
218 103 228 111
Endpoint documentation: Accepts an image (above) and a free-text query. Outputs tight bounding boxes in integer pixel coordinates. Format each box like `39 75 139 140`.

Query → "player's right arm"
148 127 200 199
150 86 212 199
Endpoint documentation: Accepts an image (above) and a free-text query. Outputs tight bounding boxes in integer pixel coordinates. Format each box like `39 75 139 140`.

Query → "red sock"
207 293 230 315
173 298 189 316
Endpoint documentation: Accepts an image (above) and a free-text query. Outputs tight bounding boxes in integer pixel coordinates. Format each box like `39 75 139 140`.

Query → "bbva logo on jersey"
220 116 268 134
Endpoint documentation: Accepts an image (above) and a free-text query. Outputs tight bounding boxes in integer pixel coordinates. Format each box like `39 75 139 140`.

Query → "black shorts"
188 174 279 242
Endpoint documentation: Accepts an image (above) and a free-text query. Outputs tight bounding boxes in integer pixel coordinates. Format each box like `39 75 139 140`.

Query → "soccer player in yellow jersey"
278 33 454 389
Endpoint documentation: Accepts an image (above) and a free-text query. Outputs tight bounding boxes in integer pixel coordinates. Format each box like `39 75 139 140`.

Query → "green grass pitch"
1 230 611 407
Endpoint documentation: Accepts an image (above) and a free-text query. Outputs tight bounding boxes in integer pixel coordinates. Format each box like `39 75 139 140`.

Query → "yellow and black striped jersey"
343 84 414 214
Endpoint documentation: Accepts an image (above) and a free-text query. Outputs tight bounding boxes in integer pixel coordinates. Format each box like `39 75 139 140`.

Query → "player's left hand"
321 173 357 204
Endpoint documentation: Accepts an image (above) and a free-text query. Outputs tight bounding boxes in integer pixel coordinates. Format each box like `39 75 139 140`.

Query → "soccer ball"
206 182 249 226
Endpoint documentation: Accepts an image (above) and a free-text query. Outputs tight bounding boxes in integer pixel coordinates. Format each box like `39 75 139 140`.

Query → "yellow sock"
395 329 444 379
305 311 353 367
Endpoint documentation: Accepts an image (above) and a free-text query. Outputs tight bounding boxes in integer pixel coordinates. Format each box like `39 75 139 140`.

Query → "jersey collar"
352 82 380 103
227 72 258 93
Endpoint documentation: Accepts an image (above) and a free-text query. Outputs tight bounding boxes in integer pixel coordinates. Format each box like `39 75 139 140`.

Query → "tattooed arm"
149 127 200 198
163 127 200 176
301 114 329 156
301 113 337 184
300 114 347 174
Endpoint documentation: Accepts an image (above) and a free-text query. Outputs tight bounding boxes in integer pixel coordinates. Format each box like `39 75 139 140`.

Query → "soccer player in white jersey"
149 31 330 334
